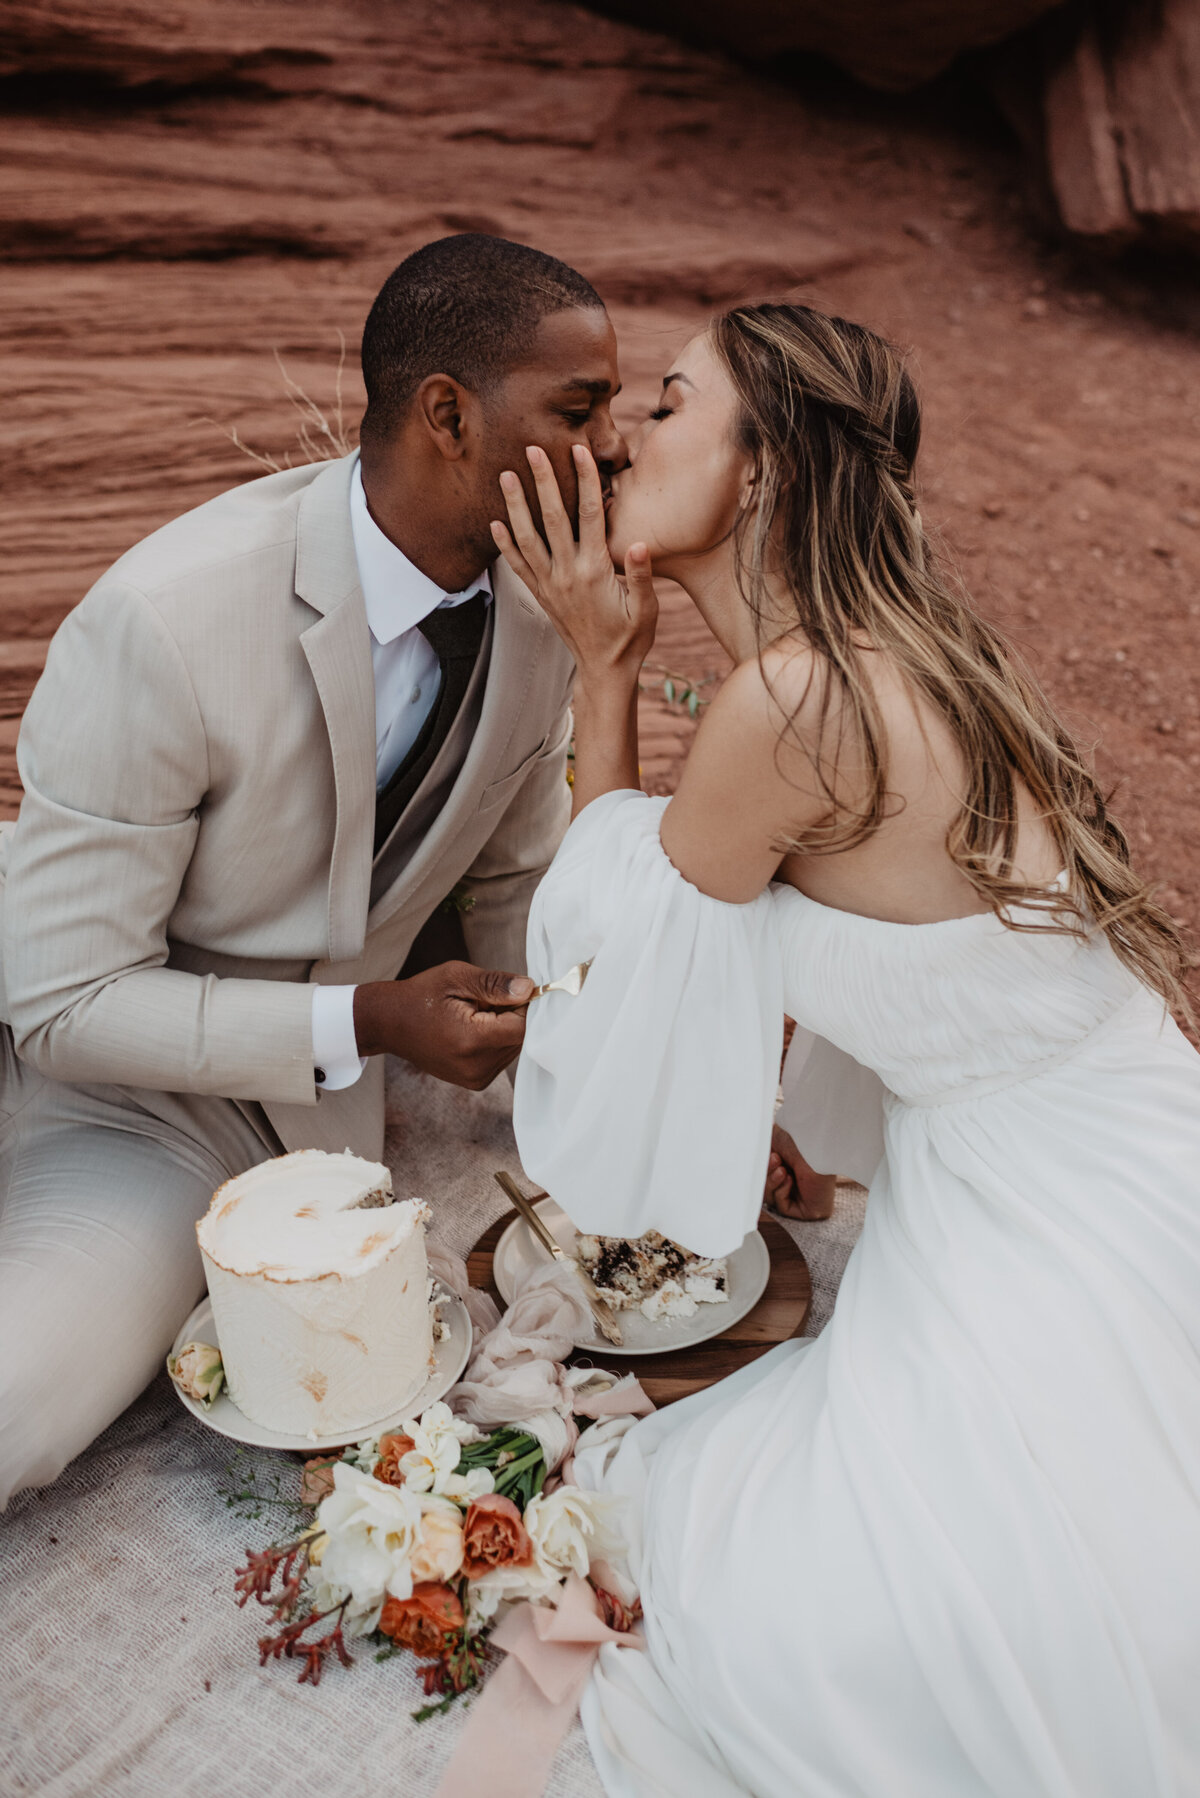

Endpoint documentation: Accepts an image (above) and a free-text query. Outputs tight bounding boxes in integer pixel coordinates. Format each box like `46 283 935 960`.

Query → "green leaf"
687 691 700 718
663 679 676 704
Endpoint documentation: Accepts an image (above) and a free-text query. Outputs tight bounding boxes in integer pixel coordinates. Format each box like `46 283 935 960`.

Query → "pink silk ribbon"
571 1376 656 1421
434 1574 642 1798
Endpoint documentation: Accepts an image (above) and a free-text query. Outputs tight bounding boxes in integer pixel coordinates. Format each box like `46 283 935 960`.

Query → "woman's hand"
763 1125 836 1221
491 442 657 684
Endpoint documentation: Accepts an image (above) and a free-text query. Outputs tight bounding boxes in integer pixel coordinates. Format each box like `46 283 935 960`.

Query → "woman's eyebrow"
662 372 695 392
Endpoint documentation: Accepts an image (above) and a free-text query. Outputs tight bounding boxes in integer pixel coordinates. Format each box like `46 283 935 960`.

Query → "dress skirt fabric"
514 791 1200 1798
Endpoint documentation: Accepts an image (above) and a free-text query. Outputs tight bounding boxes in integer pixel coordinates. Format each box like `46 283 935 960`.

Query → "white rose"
315 1463 423 1612
465 1556 561 1627
397 1402 483 1494
525 1486 623 1581
439 1467 495 1503
167 1342 224 1408
303 1568 381 1640
411 1497 466 1583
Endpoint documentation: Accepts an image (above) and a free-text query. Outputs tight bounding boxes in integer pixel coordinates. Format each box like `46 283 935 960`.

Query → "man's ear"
414 373 476 461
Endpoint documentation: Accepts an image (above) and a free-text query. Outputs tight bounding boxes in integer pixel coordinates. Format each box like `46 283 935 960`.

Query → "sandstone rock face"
1 0 1200 972
595 0 1062 91
1041 0 1200 248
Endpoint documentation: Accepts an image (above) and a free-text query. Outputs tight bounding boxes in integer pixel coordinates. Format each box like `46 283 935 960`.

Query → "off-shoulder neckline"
772 874 1070 933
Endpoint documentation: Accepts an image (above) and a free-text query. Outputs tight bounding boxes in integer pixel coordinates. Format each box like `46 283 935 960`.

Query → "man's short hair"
360 234 603 442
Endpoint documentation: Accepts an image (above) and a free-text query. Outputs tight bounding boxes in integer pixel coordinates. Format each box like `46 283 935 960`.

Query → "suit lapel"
295 456 376 963
365 556 546 932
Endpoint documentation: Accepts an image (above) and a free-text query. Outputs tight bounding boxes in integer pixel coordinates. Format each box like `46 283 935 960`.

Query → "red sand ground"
2 2 1198 977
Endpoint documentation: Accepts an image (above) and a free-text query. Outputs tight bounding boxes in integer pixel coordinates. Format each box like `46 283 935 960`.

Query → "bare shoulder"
703 635 829 749
660 636 833 901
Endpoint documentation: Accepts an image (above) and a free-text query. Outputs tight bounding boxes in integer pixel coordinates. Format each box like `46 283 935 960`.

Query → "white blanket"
0 1058 865 1798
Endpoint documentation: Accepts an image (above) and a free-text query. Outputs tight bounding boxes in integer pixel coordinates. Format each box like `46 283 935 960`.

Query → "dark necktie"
373 589 490 855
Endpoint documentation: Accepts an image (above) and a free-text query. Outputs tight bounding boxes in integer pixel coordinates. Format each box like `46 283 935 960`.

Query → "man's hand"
353 962 535 1091
763 1124 836 1221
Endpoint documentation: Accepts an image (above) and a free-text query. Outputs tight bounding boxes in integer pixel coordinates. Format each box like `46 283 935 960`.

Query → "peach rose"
375 1433 416 1488
299 1457 339 1506
461 1493 534 1579
378 1582 464 1657
411 1503 465 1583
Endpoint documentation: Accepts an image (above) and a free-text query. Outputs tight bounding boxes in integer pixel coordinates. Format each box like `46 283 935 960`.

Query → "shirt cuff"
311 984 367 1091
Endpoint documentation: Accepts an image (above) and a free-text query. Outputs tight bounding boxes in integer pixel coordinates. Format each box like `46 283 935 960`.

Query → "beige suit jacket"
0 454 574 1160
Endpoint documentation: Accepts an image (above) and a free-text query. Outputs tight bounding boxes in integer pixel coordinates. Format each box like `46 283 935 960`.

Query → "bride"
491 303 1200 1797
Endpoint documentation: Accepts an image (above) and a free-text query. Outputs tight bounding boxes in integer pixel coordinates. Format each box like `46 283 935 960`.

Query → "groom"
0 234 629 1506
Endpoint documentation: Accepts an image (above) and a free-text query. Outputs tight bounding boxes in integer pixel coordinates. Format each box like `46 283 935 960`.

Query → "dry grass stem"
196 330 356 473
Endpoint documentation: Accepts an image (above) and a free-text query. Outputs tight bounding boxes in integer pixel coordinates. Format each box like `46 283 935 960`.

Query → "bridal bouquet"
234 1401 638 1714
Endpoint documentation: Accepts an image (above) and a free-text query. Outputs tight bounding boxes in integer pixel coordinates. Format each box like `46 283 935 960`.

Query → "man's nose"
592 410 630 473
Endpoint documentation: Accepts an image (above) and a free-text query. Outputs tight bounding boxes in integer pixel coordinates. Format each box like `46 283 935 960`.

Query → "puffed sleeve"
512 790 782 1258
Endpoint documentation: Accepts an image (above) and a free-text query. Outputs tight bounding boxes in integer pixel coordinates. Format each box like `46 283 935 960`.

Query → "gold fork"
528 957 593 1000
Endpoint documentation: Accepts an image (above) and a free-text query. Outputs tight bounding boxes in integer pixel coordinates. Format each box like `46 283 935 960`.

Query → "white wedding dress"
513 791 1200 1798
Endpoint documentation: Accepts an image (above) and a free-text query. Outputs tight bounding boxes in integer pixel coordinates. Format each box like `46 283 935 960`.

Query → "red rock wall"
592 0 1062 90
1041 0 1200 248
1 0 1199 976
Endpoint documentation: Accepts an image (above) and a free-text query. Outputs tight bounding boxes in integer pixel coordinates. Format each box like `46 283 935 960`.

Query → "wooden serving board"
467 1213 811 1408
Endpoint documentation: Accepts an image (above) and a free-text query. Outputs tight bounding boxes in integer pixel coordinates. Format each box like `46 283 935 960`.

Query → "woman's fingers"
572 442 608 560
489 518 541 597
525 446 575 563
623 543 659 637
499 470 551 581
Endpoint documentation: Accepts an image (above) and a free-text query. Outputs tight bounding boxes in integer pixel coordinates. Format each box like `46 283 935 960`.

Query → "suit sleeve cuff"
311 984 367 1090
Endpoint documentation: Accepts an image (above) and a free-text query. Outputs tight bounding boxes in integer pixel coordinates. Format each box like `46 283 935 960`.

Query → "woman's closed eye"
648 405 674 422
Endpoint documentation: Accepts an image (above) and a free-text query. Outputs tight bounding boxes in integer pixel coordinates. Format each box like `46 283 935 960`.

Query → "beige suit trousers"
0 1028 281 1508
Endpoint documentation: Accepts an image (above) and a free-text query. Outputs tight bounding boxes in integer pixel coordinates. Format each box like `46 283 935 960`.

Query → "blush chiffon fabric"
514 790 1200 1798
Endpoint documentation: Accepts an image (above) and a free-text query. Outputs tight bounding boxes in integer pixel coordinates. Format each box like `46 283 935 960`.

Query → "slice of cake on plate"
197 1150 432 1438
574 1230 729 1321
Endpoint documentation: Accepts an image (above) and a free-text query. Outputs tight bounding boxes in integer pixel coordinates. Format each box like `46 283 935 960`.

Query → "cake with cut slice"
197 1150 432 1438
574 1230 729 1321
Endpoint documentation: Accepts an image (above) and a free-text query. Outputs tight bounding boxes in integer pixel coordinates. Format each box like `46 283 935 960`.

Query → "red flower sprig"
257 1604 354 1687
410 1626 492 1720
592 1586 643 1636
233 1536 313 1619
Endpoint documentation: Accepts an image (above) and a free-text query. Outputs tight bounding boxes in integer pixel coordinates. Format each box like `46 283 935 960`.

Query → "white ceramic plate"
493 1198 770 1357
167 1290 472 1451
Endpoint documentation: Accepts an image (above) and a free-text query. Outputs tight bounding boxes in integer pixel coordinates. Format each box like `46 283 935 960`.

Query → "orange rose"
375 1433 416 1488
378 1582 464 1657
462 1493 534 1579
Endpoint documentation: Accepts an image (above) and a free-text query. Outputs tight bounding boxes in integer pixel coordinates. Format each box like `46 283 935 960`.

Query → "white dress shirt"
311 459 493 1089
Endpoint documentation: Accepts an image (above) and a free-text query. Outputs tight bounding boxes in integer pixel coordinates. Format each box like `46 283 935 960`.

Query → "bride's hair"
711 301 1192 1017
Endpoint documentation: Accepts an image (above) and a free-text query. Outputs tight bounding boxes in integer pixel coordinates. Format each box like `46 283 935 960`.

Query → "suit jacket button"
314 1067 326 1085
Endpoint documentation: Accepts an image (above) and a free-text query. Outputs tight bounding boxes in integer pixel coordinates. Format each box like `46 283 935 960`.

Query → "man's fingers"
572 442 608 558
461 965 536 1010
468 1005 527 1048
499 471 551 579
525 446 575 562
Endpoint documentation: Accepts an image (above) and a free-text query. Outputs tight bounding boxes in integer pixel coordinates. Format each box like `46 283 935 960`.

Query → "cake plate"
167 1289 473 1452
492 1197 771 1357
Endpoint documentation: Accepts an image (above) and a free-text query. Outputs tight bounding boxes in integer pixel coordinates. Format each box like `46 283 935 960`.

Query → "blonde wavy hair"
711 301 1192 1017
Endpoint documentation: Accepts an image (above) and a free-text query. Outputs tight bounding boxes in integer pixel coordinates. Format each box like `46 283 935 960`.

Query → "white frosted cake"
196 1150 432 1438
